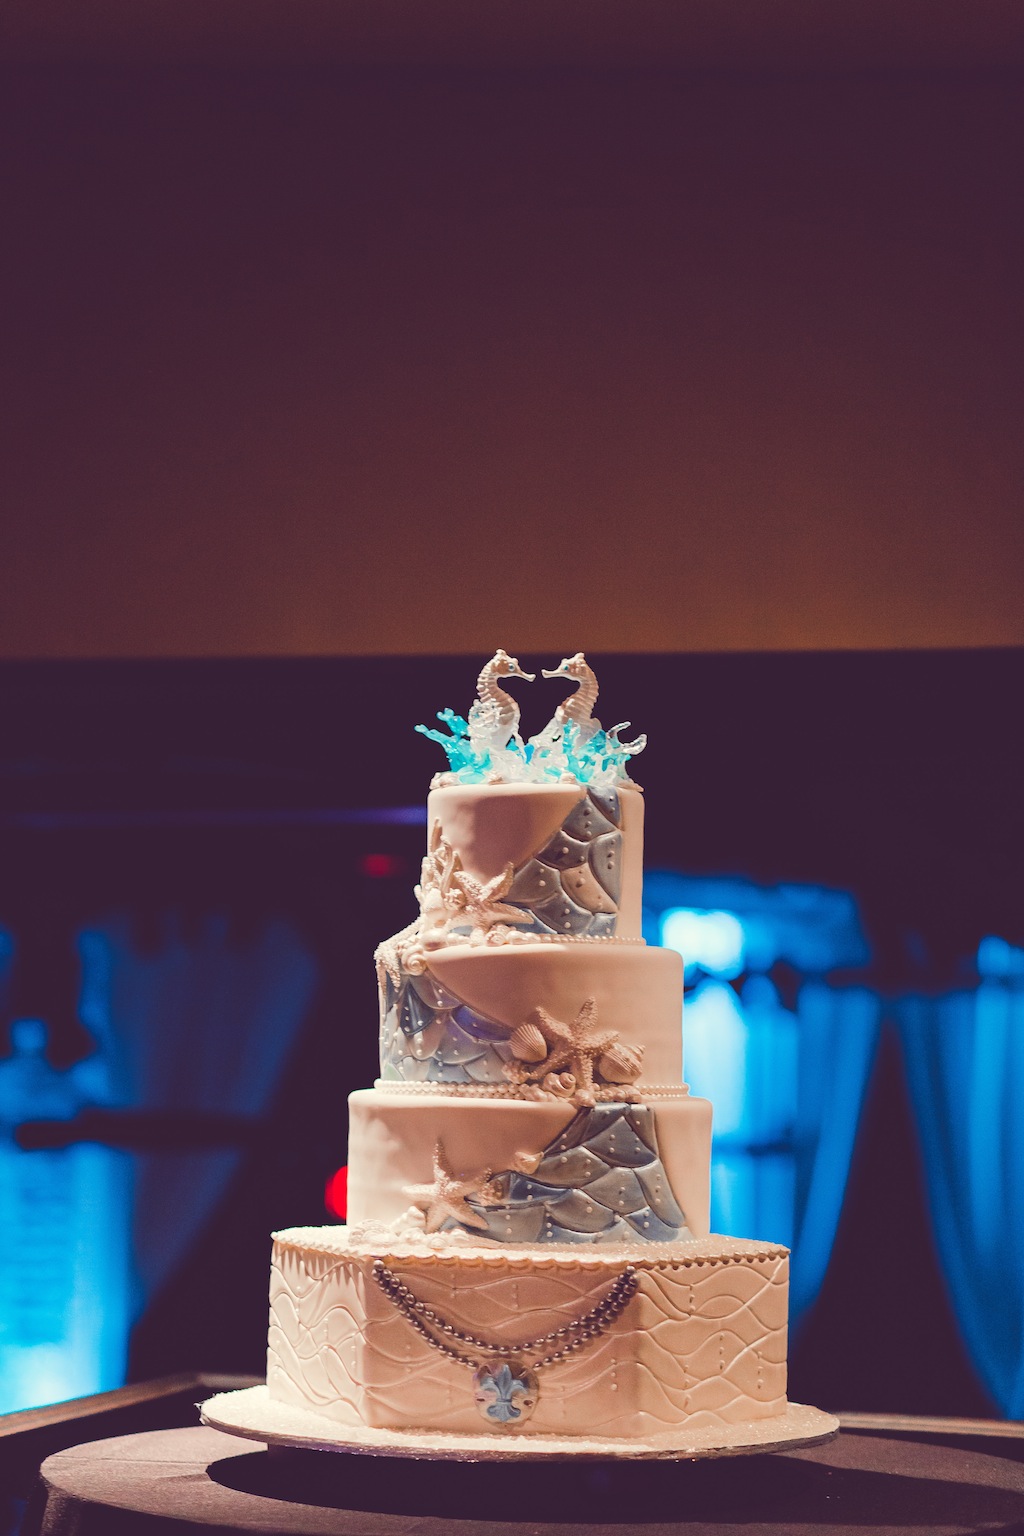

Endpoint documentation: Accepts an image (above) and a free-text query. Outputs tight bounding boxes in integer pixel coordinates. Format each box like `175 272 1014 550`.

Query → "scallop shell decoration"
509 1021 549 1063
597 1039 644 1084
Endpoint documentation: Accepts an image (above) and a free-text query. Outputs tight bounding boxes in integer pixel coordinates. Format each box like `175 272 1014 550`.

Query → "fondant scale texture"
262 652 800 1447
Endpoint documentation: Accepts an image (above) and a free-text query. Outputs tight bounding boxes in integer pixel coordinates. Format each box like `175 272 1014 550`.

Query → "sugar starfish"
403 1142 496 1233
451 864 532 930
509 998 619 1102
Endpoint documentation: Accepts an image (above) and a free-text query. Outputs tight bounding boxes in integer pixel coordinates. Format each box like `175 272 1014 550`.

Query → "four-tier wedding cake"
262 653 798 1447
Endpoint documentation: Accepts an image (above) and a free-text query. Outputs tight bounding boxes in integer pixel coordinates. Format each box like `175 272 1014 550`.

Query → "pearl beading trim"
419 933 646 948
371 1259 638 1372
274 1229 790 1270
373 1079 690 1100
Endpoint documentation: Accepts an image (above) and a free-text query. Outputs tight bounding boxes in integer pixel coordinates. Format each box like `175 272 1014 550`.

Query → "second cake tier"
380 940 683 1088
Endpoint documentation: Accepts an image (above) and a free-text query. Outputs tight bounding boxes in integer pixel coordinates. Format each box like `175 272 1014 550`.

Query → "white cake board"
201 1385 839 1463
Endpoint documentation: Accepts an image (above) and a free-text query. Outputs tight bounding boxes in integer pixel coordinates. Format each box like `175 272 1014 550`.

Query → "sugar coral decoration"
374 822 460 984
416 820 459 911
403 1142 498 1233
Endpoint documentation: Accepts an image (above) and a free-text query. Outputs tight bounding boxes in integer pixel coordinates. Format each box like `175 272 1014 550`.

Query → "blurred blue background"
0 649 1021 1421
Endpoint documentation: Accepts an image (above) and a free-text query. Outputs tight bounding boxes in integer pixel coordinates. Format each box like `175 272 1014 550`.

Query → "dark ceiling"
2 0 1024 71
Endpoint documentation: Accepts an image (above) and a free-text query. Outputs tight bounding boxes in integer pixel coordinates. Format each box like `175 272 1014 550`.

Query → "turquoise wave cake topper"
416 650 646 787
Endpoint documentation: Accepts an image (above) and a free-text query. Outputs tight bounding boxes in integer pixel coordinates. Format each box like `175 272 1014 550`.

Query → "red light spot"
324 1165 348 1220
361 853 405 879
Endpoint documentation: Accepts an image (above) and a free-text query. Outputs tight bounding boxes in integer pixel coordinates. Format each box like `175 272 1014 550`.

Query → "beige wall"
4 68 1022 657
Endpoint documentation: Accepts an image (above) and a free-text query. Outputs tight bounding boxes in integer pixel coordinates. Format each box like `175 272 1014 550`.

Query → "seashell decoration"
542 1071 577 1099
509 1021 549 1063
597 1039 644 1084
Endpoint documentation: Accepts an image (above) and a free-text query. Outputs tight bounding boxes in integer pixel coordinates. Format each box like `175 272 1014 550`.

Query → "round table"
26 1422 1024 1535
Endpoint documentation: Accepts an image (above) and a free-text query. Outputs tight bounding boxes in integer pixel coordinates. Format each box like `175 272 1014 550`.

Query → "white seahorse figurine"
466 649 536 769
530 651 602 761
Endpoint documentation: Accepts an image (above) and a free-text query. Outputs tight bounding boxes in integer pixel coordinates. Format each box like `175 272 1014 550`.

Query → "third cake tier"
348 1087 712 1240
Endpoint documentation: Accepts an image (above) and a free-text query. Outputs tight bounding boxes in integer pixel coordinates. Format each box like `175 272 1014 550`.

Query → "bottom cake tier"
267 1228 789 1438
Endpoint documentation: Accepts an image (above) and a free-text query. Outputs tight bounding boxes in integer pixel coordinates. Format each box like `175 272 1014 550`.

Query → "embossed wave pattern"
267 1240 788 1436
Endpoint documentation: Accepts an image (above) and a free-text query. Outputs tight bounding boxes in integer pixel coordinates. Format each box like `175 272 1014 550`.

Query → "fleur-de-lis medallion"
472 1361 540 1426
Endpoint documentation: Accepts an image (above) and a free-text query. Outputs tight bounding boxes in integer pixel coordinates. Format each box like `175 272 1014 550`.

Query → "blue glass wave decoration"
417 651 646 787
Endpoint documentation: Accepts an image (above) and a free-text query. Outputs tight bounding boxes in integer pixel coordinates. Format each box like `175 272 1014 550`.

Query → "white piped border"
201 1385 838 1463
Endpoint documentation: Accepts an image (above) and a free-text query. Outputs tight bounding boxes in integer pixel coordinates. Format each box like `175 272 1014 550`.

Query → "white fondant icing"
267 1231 788 1436
206 1386 836 1461
413 942 683 1085
346 1089 712 1238
428 782 645 938
256 655 812 1450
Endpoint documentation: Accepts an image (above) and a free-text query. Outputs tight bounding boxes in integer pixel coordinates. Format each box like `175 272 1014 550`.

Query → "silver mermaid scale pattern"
495 787 623 939
459 1103 691 1244
380 788 626 1082
380 970 513 1084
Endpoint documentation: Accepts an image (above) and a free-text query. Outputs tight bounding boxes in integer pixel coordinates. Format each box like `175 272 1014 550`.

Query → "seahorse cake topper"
416 649 646 787
469 649 536 750
542 652 598 724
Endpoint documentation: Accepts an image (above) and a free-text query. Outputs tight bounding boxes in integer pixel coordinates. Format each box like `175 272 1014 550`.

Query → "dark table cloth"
24 1421 1024 1535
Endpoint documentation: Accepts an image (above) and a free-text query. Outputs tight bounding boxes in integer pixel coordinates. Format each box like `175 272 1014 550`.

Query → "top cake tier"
427 780 644 941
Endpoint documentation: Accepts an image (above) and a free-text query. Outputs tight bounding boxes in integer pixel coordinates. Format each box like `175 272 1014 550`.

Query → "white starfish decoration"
403 1142 498 1233
378 823 537 986
450 863 532 931
504 998 619 1104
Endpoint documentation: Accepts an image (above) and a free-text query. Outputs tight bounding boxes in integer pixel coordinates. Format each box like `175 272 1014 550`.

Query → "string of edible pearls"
491 934 646 945
371 1260 638 1372
376 1080 686 1099
414 932 646 946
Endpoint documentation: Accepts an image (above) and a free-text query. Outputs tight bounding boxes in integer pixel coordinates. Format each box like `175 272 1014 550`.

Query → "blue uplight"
896 938 1024 1415
649 874 879 1324
0 1013 132 1414
661 908 746 980
977 935 1024 980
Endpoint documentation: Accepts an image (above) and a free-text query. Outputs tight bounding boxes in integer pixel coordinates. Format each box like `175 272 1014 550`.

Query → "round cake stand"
201 1384 839 1462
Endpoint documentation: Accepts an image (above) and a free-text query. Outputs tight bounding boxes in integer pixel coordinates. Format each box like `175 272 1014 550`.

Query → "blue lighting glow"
661 908 746 980
0 916 317 1416
977 934 1024 980
0 1012 132 1415
650 875 879 1323
897 935 1024 1415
